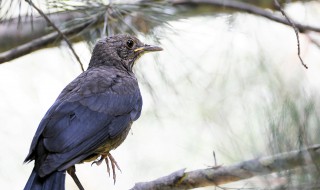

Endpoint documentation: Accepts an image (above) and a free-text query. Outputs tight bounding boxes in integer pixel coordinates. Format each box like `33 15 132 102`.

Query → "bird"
23 34 162 190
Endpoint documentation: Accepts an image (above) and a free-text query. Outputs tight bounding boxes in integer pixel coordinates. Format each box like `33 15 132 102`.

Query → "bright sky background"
1 2 320 190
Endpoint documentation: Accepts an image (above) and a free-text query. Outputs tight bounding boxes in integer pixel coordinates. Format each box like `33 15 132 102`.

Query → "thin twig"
213 151 217 166
212 152 228 190
274 0 308 69
25 0 85 71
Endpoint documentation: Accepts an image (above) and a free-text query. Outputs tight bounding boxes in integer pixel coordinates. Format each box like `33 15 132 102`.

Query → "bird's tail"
24 168 66 190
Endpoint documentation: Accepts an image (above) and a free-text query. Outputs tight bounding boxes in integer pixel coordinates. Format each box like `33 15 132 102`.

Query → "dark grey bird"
23 34 162 190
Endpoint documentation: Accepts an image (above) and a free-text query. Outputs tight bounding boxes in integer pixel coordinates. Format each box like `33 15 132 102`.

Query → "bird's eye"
126 39 134 49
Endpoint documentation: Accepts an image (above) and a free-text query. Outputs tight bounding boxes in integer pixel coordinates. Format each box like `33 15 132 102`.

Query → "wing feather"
25 67 142 177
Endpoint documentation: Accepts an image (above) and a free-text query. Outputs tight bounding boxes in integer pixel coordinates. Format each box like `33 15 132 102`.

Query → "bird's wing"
25 67 142 176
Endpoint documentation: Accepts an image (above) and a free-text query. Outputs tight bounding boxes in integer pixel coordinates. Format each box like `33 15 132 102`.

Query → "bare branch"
25 0 85 71
131 144 320 190
274 0 308 69
171 0 320 33
0 12 86 52
0 19 94 64
2 0 320 64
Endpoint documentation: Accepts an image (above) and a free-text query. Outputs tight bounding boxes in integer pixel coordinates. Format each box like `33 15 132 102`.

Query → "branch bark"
171 0 320 33
0 11 86 52
0 18 96 63
130 144 320 190
1 0 320 64
25 0 85 71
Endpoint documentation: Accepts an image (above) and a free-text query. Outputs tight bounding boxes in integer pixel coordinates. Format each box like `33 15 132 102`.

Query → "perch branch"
131 144 320 190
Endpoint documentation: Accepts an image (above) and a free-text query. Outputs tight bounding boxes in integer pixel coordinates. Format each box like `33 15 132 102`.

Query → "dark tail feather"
24 168 66 190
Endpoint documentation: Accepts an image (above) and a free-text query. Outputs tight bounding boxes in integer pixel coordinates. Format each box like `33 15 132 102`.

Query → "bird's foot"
91 153 121 184
91 155 105 166
105 153 121 184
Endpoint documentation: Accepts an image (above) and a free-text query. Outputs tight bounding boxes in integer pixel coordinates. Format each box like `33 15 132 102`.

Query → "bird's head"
88 34 162 71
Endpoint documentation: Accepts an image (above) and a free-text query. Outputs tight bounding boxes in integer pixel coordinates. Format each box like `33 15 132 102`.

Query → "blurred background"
1 0 320 189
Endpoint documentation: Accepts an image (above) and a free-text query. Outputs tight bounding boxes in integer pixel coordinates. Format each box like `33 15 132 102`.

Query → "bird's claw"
91 157 104 166
105 153 121 184
91 153 121 184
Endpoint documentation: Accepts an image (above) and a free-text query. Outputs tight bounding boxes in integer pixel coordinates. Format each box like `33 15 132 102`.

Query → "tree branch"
130 144 320 190
25 0 85 71
1 0 320 64
274 0 307 69
0 11 86 52
171 0 320 33
0 18 96 64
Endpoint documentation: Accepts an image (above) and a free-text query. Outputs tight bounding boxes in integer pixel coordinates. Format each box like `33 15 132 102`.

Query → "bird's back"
25 65 142 176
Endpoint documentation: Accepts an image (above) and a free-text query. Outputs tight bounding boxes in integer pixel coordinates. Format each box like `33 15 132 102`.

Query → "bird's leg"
67 166 85 190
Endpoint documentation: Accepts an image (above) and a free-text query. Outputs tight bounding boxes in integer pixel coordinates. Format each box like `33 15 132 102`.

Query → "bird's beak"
134 44 163 53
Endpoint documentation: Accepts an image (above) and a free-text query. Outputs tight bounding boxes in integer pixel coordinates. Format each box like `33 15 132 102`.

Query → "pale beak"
134 44 163 53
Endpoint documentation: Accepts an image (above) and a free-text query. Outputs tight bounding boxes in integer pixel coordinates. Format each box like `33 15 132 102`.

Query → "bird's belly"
82 123 132 163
